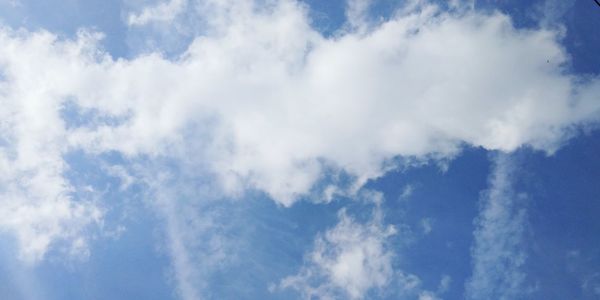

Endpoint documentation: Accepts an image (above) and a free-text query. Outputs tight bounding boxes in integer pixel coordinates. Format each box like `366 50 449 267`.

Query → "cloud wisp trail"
466 154 531 299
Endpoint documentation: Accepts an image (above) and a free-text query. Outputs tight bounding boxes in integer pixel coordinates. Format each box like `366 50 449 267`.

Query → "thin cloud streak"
466 153 531 299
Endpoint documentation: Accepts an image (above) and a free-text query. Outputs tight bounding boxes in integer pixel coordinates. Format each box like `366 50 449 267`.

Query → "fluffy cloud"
0 30 104 262
277 193 398 299
278 192 444 299
0 0 599 262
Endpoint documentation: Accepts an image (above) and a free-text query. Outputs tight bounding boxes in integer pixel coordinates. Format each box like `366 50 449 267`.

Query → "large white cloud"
0 0 599 262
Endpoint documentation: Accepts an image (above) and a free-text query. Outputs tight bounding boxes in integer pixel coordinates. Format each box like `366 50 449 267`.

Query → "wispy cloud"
140 163 235 300
465 153 531 299
127 0 188 26
420 218 433 235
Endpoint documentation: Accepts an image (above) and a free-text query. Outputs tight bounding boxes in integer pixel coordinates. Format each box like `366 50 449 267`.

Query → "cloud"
127 0 188 26
566 249 600 298
277 193 398 299
278 191 444 299
465 154 531 299
345 0 372 30
420 218 433 235
399 184 414 200
535 0 576 28
438 274 451 293
154 187 202 300
419 291 441 300
134 159 241 300
0 30 104 263
0 0 599 264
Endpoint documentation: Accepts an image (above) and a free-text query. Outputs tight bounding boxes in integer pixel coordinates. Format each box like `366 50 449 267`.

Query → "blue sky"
0 0 599 299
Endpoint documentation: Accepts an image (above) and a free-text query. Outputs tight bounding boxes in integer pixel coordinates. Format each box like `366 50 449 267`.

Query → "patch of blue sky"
60 99 131 130
60 148 401 299
53 151 176 299
29 207 175 300
132 157 349 299
301 0 347 36
0 236 37 300
0 0 129 58
0 150 173 299
366 146 490 299
195 194 342 299
519 130 600 299
163 130 600 300
476 0 600 75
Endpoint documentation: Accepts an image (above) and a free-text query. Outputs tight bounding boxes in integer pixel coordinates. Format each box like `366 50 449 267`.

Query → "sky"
0 0 599 299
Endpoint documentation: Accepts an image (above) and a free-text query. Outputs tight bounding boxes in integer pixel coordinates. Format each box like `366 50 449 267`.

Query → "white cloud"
465 154 531 299
103 164 134 191
0 0 599 265
3 0 600 207
0 30 104 263
420 218 433 235
127 0 188 26
399 184 414 200
345 0 372 30
278 191 444 299
438 274 451 293
419 291 441 300
535 0 576 28
138 163 239 300
157 190 202 300
278 194 398 299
